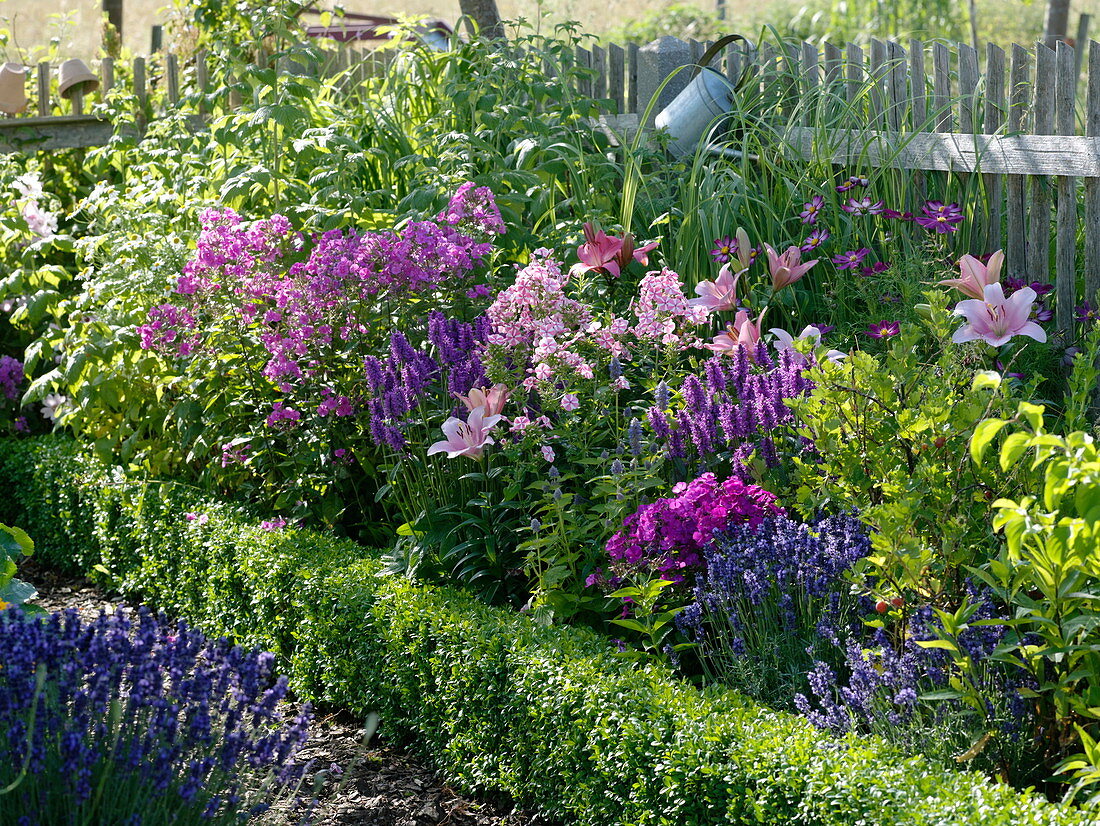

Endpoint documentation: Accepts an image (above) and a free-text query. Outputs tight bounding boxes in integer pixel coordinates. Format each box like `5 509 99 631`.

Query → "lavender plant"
675 512 871 705
0 607 311 824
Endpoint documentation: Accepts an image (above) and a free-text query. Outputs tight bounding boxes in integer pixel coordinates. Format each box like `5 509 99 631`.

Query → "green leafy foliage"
1 434 1094 825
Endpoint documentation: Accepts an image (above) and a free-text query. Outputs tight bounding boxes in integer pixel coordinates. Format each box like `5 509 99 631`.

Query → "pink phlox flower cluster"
605 472 783 578
436 182 506 235
632 268 708 348
486 251 631 391
177 209 292 296
138 303 200 355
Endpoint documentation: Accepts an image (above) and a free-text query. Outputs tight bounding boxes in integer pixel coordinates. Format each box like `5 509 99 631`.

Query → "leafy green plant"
0 523 36 612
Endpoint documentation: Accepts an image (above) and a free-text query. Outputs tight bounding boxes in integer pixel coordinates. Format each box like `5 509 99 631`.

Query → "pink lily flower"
939 250 1004 300
764 244 818 292
705 310 763 356
951 283 1047 347
427 405 503 460
575 223 625 277
769 325 846 364
690 263 742 313
454 383 510 417
574 223 660 277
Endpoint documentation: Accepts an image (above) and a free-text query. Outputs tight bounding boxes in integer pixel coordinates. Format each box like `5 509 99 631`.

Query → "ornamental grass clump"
0 607 311 825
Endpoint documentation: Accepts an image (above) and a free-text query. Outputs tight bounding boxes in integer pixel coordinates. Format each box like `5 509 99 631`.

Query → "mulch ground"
20 560 551 826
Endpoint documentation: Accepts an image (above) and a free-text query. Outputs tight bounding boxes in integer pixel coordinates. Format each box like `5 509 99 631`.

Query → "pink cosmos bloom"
455 383 510 417
427 405 503 460
705 310 763 356
952 283 1047 347
764 244 818 292
939 250 1005 300
769 325 846 364
689 263 741 313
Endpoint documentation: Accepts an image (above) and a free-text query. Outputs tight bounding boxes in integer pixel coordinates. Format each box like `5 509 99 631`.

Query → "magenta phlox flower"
832 248 870 270
436 182 506 235
455 383 510 417
952 283 1047 347
138 303 200 355
0 355 25 401
799 196 825 225
865 321 900 339
266 401 302 428
427 405 503 460
689 263 741 313
605 472 782 575
765 244 818 292
560 393 580 411
915 200 964 233
939 250 1004 299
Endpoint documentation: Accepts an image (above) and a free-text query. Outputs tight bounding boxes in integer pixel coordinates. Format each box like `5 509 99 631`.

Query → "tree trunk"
458 0 505 39
1043 0 1072 48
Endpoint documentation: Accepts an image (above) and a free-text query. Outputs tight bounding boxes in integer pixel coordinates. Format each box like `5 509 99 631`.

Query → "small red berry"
875 600 889 614
891 597 904 608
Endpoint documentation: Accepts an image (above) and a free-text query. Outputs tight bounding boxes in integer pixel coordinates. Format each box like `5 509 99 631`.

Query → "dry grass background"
1 0 1100 62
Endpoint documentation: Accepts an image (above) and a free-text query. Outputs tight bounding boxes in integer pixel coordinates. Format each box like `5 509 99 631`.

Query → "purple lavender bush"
0 607 311 824
674 512 870 703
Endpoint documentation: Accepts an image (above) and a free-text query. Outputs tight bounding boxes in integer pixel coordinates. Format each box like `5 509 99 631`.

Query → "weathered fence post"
636 37 693 125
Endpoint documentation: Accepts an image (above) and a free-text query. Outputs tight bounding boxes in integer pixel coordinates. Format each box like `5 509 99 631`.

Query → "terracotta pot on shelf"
0 63 28 115
58 58 99 100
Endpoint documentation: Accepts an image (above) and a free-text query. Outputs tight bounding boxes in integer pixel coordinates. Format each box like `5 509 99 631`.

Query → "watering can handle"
691 34 755 88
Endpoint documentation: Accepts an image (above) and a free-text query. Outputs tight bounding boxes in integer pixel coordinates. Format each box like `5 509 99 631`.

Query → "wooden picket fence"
573 33 1100 330
8 35 1100 323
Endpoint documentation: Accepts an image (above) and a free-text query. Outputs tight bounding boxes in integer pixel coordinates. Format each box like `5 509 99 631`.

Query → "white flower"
13 172 44 201
41 393 66 421
23 201 58 239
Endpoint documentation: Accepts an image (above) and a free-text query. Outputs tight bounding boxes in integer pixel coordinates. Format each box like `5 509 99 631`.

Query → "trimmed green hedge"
1 435 1094 825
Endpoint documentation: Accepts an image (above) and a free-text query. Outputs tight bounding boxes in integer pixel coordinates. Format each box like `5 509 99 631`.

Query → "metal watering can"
655 34 753 158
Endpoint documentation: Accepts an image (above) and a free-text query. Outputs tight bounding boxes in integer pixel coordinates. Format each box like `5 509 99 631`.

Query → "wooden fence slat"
823 40 842 91
780 41 800 121
801 41 819 126
1006 44 1030 274
36 62 49 117
101 58 114 95
608 44 624 113
909 40 927 127
1077 15 1092 81
845 42 862 108
932 41 952 131
591 44 606 101
195 50 208 115
958 43 979 133
1088 40 1100 306
167 53 180 106
784 127 1100 176
1029 44 1057 285
575 45 591 98
869 38 887 128
1056 41 1078 332
984 43 1006 254
888 40 907 131
627 43 639 114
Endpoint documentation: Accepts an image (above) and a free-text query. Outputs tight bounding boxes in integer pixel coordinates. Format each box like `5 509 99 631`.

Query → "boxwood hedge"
0 435 1094 825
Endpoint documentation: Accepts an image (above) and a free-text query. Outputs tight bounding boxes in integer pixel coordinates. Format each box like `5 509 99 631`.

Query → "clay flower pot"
58 58 99 100
0 63 28 115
